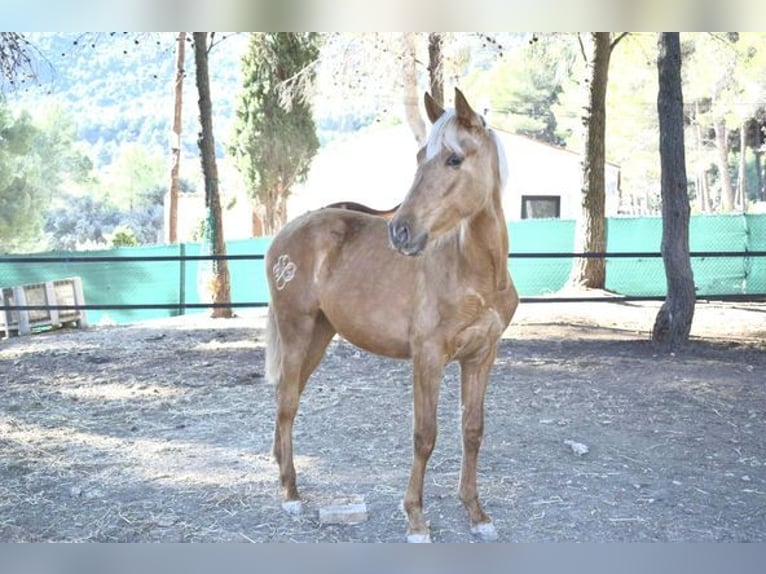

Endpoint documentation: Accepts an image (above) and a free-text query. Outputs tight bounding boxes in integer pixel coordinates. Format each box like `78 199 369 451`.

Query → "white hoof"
406 532 432 543
400 501 432 543
281 500 303 516
471 521 498 542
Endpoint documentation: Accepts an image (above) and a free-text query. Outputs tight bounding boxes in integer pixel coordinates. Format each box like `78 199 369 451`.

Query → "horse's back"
267 208 388 275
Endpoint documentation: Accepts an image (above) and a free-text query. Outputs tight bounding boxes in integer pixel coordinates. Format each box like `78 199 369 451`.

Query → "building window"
521 195 561 219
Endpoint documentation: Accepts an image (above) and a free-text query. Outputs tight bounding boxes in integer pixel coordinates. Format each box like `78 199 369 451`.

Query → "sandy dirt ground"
1 300 764 542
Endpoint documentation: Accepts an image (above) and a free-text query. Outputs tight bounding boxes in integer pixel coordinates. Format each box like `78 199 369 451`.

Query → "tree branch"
0 33 38 89
610 32 629 51
577 33 587 62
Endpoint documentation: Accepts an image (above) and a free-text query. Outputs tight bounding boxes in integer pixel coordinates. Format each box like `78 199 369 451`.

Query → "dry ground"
1 300 764 542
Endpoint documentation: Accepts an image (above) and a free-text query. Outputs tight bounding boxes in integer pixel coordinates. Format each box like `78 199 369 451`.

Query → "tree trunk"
652 32 695 348
402 33 426 146
251 207 264 237
755 150 765 202
167 32 186 244
699 170 712 213
693 100 709 213
570 32 610 289
277 192 288 230
715 120 735 212
428 33 444 107
193 32 232 319
754 125 764 201
737 121 747 211
260 182 288 236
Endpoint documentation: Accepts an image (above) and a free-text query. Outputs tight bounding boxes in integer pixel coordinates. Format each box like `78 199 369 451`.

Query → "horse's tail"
265 305 282 385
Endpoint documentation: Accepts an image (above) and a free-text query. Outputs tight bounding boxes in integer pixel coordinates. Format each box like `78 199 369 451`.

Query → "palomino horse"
265 88 518 542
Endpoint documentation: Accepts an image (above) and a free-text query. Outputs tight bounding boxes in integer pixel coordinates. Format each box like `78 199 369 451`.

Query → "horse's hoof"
281 500 303 516
400 501 431 542
470 520 498 542
406 532 432 543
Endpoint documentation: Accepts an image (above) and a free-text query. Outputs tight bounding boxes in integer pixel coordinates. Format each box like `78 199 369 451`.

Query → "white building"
169 124 624 240
495 130 621 220
289 125 621 224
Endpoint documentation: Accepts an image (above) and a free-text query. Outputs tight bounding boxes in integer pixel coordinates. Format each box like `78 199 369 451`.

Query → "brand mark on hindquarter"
273 254 297 290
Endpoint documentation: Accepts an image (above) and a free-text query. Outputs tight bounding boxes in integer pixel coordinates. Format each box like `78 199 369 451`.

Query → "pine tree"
570 32 627 289
193 32 232 319
652 32 695 347
230 33 320 235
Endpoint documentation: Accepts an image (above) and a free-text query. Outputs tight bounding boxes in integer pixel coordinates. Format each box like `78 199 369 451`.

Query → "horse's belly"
323 300 412 359
318 269 413 360
337 322 411 359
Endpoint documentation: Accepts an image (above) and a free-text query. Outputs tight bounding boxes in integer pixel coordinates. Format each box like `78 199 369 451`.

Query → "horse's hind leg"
458 346 499 541
272 311 335 514
272 312 335 462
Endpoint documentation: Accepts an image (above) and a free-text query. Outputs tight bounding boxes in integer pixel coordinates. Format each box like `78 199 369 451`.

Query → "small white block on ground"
564 439 590 456
319 495 368 525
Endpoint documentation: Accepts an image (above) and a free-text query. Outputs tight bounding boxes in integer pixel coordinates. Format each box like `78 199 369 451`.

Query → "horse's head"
388 88 507 256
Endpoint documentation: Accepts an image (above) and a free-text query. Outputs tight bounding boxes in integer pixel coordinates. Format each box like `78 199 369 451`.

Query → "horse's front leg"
458 345 499 541
403 350 444 543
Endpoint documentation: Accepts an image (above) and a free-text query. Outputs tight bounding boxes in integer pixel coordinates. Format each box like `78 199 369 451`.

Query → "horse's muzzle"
388 218 428 256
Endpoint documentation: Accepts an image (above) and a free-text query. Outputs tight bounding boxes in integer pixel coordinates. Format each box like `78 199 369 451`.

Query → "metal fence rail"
2 250 764 263
3 214 764 329
2 250 764 315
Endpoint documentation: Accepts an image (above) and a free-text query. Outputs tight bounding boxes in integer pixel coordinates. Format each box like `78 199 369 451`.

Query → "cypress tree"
230 33 320 235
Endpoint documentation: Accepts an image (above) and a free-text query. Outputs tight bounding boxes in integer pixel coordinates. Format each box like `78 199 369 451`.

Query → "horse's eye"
446 153 463 168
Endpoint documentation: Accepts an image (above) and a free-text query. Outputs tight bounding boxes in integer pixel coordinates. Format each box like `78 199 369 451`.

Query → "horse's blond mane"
424 109 509 191
490 130 509 191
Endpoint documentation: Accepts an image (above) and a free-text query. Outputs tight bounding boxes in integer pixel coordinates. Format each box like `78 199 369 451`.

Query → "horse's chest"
443 289 510 360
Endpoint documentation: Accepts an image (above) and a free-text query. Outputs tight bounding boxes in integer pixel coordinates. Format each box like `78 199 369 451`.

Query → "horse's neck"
456 191 510 292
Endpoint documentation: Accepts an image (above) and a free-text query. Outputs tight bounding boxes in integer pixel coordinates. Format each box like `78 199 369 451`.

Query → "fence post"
73 276 89 329
12 286 31 336
179 243 186 316
1 289 9 338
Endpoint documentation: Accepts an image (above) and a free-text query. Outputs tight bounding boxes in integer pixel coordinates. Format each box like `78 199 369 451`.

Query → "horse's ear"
454 88 484 129
424 92 445 124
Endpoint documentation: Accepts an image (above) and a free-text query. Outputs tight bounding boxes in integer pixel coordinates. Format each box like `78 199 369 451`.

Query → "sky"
5 0 765 31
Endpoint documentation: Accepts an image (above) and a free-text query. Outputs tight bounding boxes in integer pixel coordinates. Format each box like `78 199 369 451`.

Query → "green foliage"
468 35 579 145
600 34 661 201
229 33 320 229
10 33 248 169
99 143 166 211
44 195 120 250
110 224 139 247
675 33 766 210
0 109 40 252
0 102 93 253
44 186 164 251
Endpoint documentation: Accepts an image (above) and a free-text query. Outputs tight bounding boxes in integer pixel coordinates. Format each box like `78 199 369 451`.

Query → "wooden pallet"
1 277 88 337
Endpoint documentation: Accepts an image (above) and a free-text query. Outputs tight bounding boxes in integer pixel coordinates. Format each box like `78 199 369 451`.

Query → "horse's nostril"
390 220 410 247
398 223 410 245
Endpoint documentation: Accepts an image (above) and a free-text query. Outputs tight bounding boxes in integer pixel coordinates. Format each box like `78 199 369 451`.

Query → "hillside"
7 33 248 168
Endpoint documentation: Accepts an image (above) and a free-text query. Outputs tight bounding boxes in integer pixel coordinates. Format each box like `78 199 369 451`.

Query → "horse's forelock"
424 109 508 191
425 110 460 161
